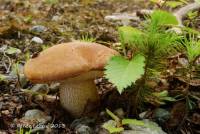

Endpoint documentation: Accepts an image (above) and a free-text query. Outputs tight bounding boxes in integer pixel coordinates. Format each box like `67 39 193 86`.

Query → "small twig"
2 52 12 73
174 2 200 26
160 0 168 9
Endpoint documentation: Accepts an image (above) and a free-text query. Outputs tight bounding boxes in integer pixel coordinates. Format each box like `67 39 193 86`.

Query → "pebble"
71 117 95 134
2 110 9 115
0 45 7 53
0 102 3 109
178 57 188 67
125 119 167 134
136 9 153 18
0 131 7 134
31 84 49 94
31 36 44 44
105 13 140 26
49 83 60 93
75 124 93 134
4 94 9 97
168 27 182 34
30 25 47 33
139 111 147 119
3 96 10 101
19 74 28 88
52 15 61 21
114 108 125 119
153 108 170 124
23 109 52 124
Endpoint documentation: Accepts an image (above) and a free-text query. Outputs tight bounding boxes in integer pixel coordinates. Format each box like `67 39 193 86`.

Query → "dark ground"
0 0 200 134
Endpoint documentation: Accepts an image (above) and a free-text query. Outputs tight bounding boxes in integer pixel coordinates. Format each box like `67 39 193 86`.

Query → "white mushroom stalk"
59 71 103 117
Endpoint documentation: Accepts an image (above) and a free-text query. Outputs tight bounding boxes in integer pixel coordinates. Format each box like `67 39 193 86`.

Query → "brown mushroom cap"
24 41 118 83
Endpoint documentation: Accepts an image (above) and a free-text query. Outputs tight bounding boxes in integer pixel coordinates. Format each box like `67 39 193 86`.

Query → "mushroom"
24 41 118 117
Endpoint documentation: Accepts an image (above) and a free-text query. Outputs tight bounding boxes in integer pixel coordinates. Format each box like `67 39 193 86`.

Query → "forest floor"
0 0 200 134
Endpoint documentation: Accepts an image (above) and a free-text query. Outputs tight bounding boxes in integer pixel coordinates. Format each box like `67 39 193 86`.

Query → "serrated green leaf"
118 26 143 47
105 54 145 93
122 119 145 126
102 120 124 134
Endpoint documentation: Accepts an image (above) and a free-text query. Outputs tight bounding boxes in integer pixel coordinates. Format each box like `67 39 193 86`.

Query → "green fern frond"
147 10 178 32
118 26 143 47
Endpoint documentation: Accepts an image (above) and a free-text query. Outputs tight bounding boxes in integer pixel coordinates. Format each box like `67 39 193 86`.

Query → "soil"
0 0 200 134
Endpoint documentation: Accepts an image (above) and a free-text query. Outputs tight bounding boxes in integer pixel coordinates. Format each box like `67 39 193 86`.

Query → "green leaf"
80 34 96 43
149 10 178 32
166 1 184 8
150 0 159 3
45 0 58 4
195 0 200 4
0 74 6 82
153 90 176 104
102 120 124 134
153 90 168 97
162 97 176 101
122 119 145 126
179 0 188 4
186 97 196 110
105 54 145 93
151 10 178 25
187 11 198 19
118 26 143 47
5 47 21 55
106 109 120 123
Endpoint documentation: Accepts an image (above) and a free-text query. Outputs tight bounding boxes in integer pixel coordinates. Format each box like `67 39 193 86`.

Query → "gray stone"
75 125 93 134
126 119 167 134
31 37 44 44
52 15 61 21
105 13 140 26
31 84 49 94
71 117 95 134
114 108 125 119
23 109 52 124
153 108 170 124
30 25 47 33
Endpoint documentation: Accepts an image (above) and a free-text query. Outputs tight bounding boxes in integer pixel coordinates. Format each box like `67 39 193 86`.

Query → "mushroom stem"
60 79 99 117
59 71 103 117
